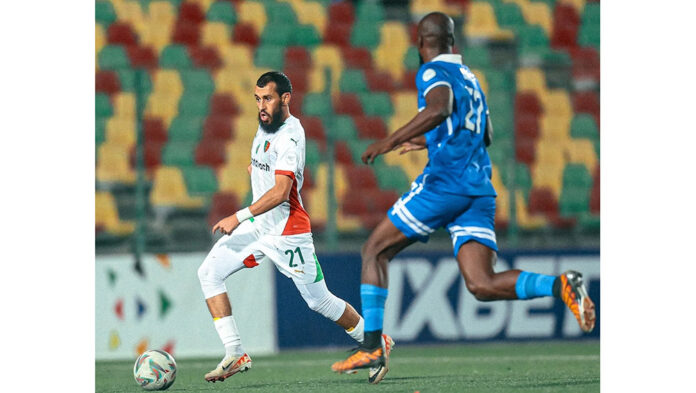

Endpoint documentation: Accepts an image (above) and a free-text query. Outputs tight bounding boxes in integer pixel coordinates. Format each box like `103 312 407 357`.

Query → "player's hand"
212 214 240 235
398 141 426 155
362 139 394 164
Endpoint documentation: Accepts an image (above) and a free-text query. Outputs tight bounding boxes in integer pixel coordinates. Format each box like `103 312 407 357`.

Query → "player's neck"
423 47 453 63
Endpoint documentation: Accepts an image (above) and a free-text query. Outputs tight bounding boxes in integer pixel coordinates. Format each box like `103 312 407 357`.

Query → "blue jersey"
415 54 496 197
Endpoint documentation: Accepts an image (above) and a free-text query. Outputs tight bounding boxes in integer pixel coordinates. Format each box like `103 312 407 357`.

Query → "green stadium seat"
330 116 358 141
578 212 600 232
260 24 295 46
162 141 196 167
182 165 218 195
95 1 117 26
502 162 532 201
403 47 420 71
96 93 113 117
180 69 215 95
359 93 393 117
264 1 297 25
559 185 590 218
98 45 130 70
356 1 385 24
582 3 601 27
517 25 551 56
350 21 382 49
562 163 593 189
96 117 107 146
347 139 374 164
570 114 599 141
254 45 285 70
292 24 321 47
578 25 600 49
206 1 237 25
495 2 526 30
462 46 491 69
375 164 410 193
487 138 513 166
178 93 211 117
339 69 369 93
115 69 135 92
305 139 322 170
159 45 193 68
485 70 515 93
168 116 204 142
302 93 332 117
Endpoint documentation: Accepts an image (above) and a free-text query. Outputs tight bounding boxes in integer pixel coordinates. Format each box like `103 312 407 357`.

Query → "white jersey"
249 115 312 236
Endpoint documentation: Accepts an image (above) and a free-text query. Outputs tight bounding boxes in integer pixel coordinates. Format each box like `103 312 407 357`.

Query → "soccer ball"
133 349 177 391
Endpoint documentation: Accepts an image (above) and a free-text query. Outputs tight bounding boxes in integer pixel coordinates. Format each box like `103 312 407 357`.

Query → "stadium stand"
95 0 599 251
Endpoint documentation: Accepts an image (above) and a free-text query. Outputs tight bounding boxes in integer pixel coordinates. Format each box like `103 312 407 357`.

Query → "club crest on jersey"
264 141 270 152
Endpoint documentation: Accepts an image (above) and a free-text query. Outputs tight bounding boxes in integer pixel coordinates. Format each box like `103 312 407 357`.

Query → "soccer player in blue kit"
331 12 596 383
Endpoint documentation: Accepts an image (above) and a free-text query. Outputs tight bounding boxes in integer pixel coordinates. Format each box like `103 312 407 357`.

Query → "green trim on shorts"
313 253 324 283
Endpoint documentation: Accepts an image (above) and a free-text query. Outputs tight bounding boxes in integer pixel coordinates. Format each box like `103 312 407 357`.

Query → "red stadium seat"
195 139 227 168
107 22 138 46
401 70 418 90
342 47 372 70
302 116 326 144
208 192 240 227
553 3 580 27
324 22 352 48
144 118 168 145
346 166 378 190
515 92 543 118
528 187 575 228
172 21 201 46
284 47 312 69
354 116 388 139
289 92 304 116
303 166 315 189
334 141 354 166
202 115 234 141
95 70 121 95
409 23 419 44
515 113 540 140
365 70 395 92
126 46 157 69
328 1 355 25
210 94 239 116
283 67 308 93
233 23 259 46
515 137 536 165
572 91 600 124
143 142 164 171
570 47 600 84
179 2 205 25
551 22 578 50
333 93 363 116
189 46 222 69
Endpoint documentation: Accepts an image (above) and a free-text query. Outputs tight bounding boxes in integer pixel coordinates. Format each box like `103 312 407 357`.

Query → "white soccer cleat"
368 334 395 384
204 353 252 382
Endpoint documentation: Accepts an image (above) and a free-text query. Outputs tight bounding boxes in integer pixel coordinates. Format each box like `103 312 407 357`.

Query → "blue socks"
360 284 389 332
515 271 556 300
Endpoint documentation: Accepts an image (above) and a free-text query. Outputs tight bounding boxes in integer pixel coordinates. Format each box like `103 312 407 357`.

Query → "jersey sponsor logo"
251 158 270 172
423 68 436 82
264 141 271 152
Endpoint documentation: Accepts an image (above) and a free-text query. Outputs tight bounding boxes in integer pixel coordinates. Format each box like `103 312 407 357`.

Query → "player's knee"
465 278 495 301
198 258 225 297
304 293 346 321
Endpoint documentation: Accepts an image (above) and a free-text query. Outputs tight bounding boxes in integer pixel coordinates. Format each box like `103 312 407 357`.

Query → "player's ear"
281 92 291 106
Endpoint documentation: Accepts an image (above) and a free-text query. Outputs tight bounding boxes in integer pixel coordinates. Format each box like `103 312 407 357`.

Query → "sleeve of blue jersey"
416 64 453 99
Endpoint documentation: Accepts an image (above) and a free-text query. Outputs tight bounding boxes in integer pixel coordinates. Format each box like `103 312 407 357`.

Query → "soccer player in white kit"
197 71 390 382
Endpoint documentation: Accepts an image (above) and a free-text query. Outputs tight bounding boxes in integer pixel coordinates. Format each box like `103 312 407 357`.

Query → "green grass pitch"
96 340 599 392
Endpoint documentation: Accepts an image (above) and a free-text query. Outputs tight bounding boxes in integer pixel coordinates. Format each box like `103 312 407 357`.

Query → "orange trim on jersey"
277 171 312 235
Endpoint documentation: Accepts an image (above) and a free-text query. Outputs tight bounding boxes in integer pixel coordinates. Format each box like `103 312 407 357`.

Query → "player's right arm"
484 111 493 147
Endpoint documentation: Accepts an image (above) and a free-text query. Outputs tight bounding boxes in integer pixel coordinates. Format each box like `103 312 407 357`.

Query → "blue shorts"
387 175 498 256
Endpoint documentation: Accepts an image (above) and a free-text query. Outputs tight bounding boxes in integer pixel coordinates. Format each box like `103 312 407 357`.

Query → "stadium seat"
95 191 135 236
217 163 251 199
514 137 536 166
105 117 136 148
572 91 600 124
283 68 308 93
527 187 573 228
566 140 598 174
302 117 326 145
342 47 373 70
98 45 131 69
285 46 312 69
514 92 543 118
238 1 267 35
305 139 323 170
254 45 285 70
520 1 553 38
206 1 237 25
339 69 369 93
96 93 114 117
96 1 117 26
570 47 600 86
153 69 183 96
178 93 211 117
333 93 363 116
232 22 259 46
540 114 571 140
201 21 231 49
189 45 222 69
374 165 410 193
144 117 168 145
323 22 353 48
495 2 526 31
207 192 240 227
181 69 215 95
96 143 136 184
302 93 332 117
107 22 139 46
515 113 539 140
218 43 254 69
329 116 358 141
126 45 158 69
334 141 355 166
168 116 204 142
359 93 393 117
559 184 590 218
162 141 196 167
540 90 573 119
292 24 322 47
350 21 382 50
202 115 234 141
294 1 326 36
464 1 514 41
209 94 238 116
346 166 379 191
570 113 599 140
159 44 193 68
354 116 388 140
95 70 121 95
182 165 218 195
150 166 206 208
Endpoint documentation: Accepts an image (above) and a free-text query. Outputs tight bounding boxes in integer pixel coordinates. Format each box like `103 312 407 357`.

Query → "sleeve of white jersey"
274 132 299 178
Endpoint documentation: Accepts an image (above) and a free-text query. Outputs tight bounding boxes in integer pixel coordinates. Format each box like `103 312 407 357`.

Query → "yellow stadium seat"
490 165 510 224
566 139 598 173
217 164 251 200
312 46 344 93
238 1 267 36
148 1 176 26
140 23 173 54
96 143 136 184
532 142 566 198
380 22 410 50
384 144 428 182
113 92 136 118
471 69 489 96
539 89 573 118
521 1 553 37
152 69 183 97
373 46 407 82
411 0 461 18
294 0 327 37
96 24 106 58
515 190 547 229
218 44 255 70
187 0 215 13
106 117 136 148
391 92 419 117
201 22 231 51
465 2 515 41
539 114 570 141
516 67 546 96
559 0 586 14
112 0 147 34
225 133 255 165
150 166 206 208
95 191 136 235
145 92 179 127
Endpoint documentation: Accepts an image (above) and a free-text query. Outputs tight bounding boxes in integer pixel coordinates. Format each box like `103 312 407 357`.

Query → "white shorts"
199 220 323 297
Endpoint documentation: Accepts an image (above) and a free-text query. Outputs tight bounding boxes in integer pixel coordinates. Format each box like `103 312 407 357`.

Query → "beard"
258 106 285 133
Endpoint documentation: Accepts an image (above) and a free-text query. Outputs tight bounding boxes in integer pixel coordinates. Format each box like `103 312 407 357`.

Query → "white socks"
345 317 365 344
214 316 245 358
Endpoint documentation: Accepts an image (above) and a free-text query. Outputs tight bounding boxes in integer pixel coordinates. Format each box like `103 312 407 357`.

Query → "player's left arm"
362 85 452 164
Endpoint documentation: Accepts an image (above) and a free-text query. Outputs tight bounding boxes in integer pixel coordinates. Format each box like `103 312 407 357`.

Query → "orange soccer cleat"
368 334 395 384
559 270 596 333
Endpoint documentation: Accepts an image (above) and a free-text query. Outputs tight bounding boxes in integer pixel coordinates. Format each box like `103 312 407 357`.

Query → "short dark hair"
256 71 292 96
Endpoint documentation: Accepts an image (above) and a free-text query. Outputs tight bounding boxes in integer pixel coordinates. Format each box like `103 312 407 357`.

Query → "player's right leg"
197 222 261 382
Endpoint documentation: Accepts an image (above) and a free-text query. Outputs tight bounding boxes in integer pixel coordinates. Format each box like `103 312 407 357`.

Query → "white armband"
235 207 254 222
